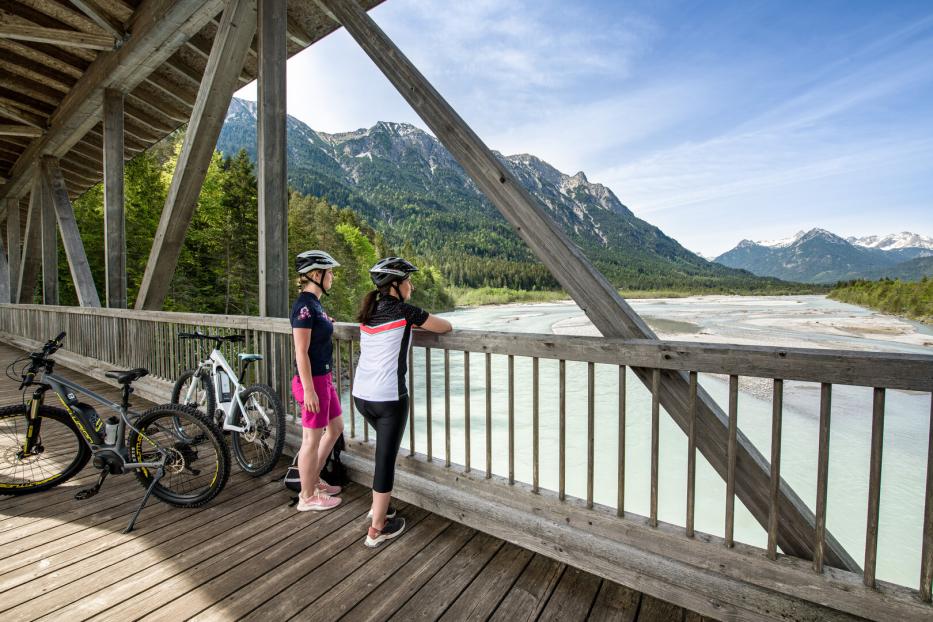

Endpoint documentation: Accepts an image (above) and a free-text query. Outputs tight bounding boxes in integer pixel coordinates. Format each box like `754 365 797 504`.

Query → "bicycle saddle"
105 368 150 384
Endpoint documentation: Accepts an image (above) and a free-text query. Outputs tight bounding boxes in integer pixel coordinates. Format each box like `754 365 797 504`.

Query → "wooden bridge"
1 305 931 621
0 1 932 620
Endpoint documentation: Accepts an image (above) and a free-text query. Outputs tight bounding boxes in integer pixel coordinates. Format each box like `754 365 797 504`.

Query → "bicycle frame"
187 347 253 434
28 372 164 472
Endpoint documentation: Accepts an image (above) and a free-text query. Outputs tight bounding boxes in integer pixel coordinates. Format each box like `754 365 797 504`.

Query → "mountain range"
715 229 933 283
216 98 790 292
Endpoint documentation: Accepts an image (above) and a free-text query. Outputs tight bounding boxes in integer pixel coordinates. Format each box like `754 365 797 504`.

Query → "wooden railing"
1 303 931 621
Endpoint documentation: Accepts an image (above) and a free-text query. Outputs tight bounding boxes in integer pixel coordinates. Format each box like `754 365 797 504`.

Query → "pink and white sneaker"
297 493 341 512
316 479 342 496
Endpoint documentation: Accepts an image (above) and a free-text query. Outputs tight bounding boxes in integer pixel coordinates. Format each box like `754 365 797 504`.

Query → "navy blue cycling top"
290 291 334 376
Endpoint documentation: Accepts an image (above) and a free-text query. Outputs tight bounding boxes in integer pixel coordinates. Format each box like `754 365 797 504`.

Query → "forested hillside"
218 99 804 294
55 131 452 320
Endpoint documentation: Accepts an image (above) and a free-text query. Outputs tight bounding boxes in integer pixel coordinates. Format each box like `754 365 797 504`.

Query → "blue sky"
237 0 933 256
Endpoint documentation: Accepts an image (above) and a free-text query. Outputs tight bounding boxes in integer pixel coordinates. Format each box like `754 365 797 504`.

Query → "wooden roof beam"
0 125 42 138
0 0 226 201
0 100 45 129
0 39 85 80
0 23 116 50
67 0 127 42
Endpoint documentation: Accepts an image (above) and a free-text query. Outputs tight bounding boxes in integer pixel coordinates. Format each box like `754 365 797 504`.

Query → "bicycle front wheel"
0 404 90 495
129 404 230 507
232 384 285 476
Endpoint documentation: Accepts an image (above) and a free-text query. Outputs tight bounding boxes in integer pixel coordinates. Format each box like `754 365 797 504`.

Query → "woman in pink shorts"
290 250 344 511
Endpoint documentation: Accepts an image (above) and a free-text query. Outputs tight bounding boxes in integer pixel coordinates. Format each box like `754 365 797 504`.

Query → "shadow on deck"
0 343 708 621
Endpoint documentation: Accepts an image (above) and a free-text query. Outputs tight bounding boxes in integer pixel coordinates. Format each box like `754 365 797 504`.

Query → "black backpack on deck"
283 432 349 492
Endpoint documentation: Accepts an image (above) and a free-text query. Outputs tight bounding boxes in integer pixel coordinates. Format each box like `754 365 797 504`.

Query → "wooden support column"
4 198 18 298
39 173 57 305
317 0 859 572
41 157 101 307
0 227 9 303
17 182 41 303
103 89 126 308
134 0 257 310
257 0 289 318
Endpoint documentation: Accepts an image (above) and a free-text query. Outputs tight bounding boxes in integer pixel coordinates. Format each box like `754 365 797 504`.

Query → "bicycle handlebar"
19 332 66 389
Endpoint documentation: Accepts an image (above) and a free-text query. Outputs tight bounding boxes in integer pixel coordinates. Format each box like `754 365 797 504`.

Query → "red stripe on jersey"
360 318 407 334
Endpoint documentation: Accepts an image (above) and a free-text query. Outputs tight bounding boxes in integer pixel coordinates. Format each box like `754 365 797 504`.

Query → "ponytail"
356 290 380 324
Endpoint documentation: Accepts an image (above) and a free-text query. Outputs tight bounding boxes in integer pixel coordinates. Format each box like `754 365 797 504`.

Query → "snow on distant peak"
757 230 805 248
848 232 933 250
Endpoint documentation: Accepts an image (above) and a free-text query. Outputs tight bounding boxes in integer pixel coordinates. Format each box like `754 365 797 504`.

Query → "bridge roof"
0 0 383 216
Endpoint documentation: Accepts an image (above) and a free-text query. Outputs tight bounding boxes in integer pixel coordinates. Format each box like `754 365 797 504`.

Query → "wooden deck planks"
489 553 565 622
589 580 643 622
0 340 696 622
537 566 604 621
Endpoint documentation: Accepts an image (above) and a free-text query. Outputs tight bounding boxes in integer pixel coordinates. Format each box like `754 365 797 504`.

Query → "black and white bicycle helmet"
369 257 418 288
296 250 340 274
297 250 340 295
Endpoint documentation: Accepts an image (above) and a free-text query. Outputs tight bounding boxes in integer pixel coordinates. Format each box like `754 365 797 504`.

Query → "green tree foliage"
60 135 451 318
829 278 932 323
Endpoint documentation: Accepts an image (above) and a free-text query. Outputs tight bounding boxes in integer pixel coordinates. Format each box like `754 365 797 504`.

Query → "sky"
237 0 933 257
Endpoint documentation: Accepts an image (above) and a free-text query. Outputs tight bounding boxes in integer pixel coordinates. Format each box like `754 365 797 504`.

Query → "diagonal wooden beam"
316 0 860 573
17 180 41 303
0 22 115 50
5 197 19 297
67 0 127 41
0 0 226 201
134 0 257 310
40 156 101 307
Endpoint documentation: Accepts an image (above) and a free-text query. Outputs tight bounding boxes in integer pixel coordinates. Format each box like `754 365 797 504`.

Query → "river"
348 295 931 587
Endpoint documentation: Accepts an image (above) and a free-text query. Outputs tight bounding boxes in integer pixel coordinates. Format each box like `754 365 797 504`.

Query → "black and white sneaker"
366 505 397 520
365 516 406 548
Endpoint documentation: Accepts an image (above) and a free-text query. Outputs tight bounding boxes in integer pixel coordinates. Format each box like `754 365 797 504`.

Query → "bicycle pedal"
74 488 98 501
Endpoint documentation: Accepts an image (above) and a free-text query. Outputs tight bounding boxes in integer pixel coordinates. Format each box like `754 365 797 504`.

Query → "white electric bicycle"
171 331 285 476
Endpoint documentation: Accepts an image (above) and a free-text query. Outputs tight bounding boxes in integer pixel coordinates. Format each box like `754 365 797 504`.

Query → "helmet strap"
306 271 329 296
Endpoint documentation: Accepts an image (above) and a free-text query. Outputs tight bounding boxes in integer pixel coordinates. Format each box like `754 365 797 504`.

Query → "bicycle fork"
124 466 164 534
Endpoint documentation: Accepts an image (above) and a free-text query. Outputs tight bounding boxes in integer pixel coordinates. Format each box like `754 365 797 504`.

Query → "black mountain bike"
0 333 231 532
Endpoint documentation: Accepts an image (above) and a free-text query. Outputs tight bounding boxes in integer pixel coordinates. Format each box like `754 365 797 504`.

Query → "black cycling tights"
353 396 409 493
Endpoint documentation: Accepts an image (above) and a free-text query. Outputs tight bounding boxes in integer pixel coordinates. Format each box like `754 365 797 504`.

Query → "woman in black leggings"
352 257 451 547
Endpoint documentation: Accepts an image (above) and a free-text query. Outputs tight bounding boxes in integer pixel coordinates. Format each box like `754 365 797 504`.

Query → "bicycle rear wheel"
0 404 90 495
231 384 285 476
129 404 230 507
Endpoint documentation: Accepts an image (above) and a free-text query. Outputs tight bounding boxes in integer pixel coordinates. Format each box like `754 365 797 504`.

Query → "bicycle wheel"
171 369 216 423
0 404 90 495
129 404 230 507
231 384 285 476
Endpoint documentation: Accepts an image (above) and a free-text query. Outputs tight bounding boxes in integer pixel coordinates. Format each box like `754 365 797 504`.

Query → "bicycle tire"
0 404 91 495
129 404 230 507
171 369 217 422
231 384 286 476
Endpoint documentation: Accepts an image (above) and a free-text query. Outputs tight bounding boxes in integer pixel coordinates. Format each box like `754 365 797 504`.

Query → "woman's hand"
303 389 320 414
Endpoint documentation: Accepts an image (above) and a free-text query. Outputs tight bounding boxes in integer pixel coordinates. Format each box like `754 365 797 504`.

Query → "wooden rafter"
0 0 226 201
0 23 115 50
0 125 42 138
67 0 126 41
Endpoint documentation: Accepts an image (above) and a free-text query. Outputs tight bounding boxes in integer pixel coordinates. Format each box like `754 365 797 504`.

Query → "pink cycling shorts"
291 373 342 429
